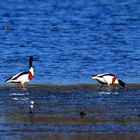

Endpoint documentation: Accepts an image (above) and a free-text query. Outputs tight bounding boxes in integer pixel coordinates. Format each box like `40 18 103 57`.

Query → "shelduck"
6 56 34 89
92 73 127 88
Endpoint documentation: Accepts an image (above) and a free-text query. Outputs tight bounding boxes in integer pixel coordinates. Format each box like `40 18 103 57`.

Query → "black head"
29 56 33 68
29 56 33 61
118 79 127 88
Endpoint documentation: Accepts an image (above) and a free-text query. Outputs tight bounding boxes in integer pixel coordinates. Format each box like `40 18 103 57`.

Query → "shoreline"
1 83 140 90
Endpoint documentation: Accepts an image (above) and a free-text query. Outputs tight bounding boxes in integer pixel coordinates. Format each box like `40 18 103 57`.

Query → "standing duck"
6 56 34 89
92 73 127 88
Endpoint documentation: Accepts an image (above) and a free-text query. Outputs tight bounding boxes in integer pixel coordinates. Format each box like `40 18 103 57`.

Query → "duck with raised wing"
92 73 127 88
6 56 34 89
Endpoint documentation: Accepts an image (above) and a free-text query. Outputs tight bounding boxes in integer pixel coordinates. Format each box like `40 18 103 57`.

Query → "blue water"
0 0 140 84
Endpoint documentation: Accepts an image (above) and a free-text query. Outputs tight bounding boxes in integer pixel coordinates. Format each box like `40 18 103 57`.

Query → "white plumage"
92 73 127 88
6 56 34 89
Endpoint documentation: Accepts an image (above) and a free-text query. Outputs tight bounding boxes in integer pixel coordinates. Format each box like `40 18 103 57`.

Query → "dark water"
0 85 140 139
0 0 140 84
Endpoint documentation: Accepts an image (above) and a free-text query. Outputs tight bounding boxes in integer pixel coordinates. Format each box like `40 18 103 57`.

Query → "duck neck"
29 60 32 68
29 67 34 75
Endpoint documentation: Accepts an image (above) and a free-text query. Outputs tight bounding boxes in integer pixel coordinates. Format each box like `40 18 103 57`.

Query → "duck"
6 56 34 89
92 73 127 88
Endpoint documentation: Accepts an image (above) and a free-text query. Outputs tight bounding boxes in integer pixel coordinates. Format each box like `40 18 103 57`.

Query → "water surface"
0 1 140 139
0 0 140 84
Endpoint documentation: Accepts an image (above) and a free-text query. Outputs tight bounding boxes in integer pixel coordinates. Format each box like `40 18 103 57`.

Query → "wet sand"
4 134 140 140
0 83 140 140
1 83 140 90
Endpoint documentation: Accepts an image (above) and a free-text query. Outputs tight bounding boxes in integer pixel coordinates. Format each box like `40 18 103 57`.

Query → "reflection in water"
9 92 30 102
9 92 29 96
13 97 29 101
9 91 35 114
98 88 119 95
0 86 140 139
98 91 119 95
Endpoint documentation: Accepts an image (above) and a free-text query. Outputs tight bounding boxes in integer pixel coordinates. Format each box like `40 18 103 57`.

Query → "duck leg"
19 84 24 89
107 84 111 88
100 84 105 88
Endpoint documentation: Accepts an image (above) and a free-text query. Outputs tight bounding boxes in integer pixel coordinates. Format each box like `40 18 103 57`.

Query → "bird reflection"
9 91 35 114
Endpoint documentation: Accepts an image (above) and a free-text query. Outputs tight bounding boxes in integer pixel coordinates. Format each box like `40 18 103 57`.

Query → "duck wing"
6 71 29 82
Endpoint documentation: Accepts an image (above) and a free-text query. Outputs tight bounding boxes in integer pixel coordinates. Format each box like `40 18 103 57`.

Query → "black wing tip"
5 77 12 82
93 73 115 77
104 73 115 76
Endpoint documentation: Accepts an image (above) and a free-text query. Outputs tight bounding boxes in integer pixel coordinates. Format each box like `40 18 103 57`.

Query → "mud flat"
0 83 140 140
